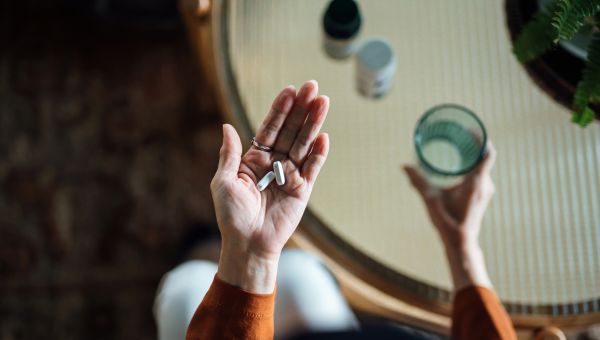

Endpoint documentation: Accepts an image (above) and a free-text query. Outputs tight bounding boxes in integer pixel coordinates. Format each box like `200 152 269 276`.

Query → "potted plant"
513 0 600 126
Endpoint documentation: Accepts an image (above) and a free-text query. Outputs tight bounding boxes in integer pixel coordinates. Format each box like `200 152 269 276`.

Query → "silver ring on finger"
250 137 273 152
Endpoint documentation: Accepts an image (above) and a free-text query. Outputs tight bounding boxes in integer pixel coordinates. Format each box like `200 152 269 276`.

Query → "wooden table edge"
178 0 600 336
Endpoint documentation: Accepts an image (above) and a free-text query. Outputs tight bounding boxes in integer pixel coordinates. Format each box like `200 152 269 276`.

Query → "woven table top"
226 0 600 311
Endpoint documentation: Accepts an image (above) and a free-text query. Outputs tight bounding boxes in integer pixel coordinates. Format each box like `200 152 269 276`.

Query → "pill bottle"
322 0 361 59
355 38 396 98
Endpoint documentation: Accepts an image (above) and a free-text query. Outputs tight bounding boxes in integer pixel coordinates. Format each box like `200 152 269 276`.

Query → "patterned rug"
0 2 221 338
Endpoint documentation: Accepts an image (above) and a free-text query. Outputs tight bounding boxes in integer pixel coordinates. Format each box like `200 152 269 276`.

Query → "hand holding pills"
256 161 286 191
210 81 330 293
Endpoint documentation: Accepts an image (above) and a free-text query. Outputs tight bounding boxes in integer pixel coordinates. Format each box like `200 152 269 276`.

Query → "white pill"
273 161 285 186
256 171 276 191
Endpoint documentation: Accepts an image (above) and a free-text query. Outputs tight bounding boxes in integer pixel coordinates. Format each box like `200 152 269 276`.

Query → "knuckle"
298 137 311 148
210 178 217 192
286 117 304 131
423 189 438 200
270 105 283 116
283 122 300 135
264 121 279 134
484 178 495 192
289 175 305 191
276 125 296 143
307 161 322 175
219 146 228 157
479 186 493 198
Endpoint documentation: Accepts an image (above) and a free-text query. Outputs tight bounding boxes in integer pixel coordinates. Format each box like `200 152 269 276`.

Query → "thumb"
403 165 431 198
217 124 242 176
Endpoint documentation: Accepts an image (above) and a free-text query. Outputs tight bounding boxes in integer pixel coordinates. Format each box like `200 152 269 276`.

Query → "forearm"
441 233 492 291
443 232 517 339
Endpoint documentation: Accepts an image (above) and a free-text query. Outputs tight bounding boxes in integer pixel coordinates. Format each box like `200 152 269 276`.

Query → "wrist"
442 232 483 269
441 232 492 291
439 227 479 251
217 239 280 294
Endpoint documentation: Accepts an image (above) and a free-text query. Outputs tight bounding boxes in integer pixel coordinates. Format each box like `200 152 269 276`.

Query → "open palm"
211 81 329 257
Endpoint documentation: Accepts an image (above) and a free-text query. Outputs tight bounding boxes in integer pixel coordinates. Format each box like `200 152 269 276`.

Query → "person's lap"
154 249 359 340
154 260 218 340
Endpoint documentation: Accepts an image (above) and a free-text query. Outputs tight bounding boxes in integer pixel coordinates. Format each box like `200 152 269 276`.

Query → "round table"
182 0 600 334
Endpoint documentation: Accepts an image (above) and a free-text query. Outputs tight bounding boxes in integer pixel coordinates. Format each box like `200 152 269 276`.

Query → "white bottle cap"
356 38 396 98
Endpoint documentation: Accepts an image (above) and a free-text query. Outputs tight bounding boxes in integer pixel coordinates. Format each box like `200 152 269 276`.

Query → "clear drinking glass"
414 104 487 186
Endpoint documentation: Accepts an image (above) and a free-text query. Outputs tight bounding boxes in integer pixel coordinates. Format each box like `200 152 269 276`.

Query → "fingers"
289 95 329 164
470 141 497 178
254 86 296 147
301 133 330 185
217 124 243 177
403 165 456 228
274 80 319 154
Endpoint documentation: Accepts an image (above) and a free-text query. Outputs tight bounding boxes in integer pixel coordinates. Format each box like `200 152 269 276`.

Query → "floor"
0 2 221 338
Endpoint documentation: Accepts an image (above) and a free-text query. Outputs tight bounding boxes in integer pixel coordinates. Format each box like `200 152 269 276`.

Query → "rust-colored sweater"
186 276 517 340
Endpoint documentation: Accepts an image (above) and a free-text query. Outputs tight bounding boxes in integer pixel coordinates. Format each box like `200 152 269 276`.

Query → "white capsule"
273 161 285 186
256 171 276 191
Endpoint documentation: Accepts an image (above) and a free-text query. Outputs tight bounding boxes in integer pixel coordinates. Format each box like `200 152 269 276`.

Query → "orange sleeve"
186 275 275 340
451 286 517 340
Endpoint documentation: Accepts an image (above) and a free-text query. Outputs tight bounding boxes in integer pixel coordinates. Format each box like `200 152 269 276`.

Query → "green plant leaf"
572 32 600 126
572 106 596 126
574 33 600 107
552 0 600 40
513 4 559 63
